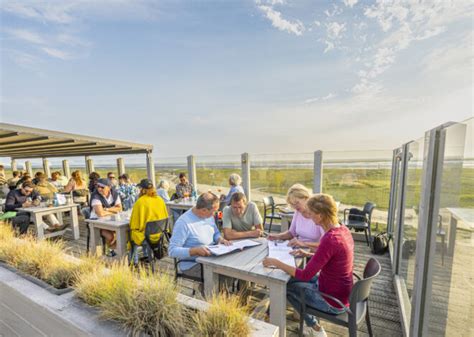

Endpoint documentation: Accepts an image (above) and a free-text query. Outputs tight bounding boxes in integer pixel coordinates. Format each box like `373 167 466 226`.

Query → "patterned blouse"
175 182 195 198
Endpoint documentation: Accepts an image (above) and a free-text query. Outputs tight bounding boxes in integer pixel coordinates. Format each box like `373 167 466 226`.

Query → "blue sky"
1 0 473 160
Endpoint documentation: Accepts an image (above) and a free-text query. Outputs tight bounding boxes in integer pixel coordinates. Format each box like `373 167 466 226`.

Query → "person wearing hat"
129 179 168 263
90 178 122 256
118 173 138 211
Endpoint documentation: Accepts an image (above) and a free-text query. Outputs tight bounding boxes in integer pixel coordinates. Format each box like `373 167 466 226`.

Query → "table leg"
202 265 219 299
269 281 287 337
447 216 457 256
33 213 44 240
70 207 80 240
89 224 99 255
57 212 63 225
115 227 128 258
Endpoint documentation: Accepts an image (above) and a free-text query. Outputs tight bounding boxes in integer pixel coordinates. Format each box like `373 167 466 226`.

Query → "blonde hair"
306 193 339 225
71 170 83 185
286 184 311 205
140 187 157 198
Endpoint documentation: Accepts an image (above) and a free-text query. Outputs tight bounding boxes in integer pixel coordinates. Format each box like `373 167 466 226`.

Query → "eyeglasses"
97 185 105 189
24 189 33 193
109 176 116 179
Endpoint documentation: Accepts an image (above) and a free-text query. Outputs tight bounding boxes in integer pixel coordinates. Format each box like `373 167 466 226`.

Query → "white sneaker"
304 325 327 337
40 222 51 231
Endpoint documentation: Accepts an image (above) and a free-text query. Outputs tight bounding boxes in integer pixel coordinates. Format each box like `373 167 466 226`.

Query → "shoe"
304 326 327 337
40 222 51 231
106 249 117 257
292 310 301 321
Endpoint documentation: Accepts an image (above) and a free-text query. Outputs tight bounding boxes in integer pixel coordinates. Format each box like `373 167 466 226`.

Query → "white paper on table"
56 194 67 205
207 239 261 256
268 240 296 267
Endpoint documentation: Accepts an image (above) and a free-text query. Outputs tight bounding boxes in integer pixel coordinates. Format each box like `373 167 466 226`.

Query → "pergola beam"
0 136 49 147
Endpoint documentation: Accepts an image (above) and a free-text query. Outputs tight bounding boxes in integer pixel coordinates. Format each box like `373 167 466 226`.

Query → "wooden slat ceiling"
0 123 153 159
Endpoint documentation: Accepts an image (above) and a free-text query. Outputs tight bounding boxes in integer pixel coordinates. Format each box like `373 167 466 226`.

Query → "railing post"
387 148 402 235
241 153 251 200
187 155 197 188
25 161 33 176
146 151 156 187
62 160 71 178
313 150 323 193
117 157 125 176
11 159 17 172
42 158 51 177
85 156 94 176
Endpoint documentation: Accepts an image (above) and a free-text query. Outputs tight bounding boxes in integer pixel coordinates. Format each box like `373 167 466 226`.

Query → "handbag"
371 232 390 255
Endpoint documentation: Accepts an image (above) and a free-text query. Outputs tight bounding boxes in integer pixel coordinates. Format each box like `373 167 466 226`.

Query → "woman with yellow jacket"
129 179 169 263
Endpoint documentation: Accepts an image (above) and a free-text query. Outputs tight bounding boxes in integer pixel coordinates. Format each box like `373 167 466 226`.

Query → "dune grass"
192 292 252 337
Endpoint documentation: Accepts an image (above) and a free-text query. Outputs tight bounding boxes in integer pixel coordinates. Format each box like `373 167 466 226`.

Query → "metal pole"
62 160 71 178
187 155 197 188
42 158 51 177
241 153 251 200
117 157 125 176
313 150 323 193
146 151 156 187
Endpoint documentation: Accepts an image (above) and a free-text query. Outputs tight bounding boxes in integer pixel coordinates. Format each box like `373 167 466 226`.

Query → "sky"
0 0 473 160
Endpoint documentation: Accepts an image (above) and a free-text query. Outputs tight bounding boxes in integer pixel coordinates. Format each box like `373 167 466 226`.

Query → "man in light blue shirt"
169 192 231 278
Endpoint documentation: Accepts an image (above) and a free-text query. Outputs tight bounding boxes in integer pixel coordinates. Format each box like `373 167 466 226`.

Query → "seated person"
175 172 195 199
157 180 170 202
35 172 58 201
107 172 119 188
222 192 263 240
220 173 245 205
118 174 138 211
15 173 31 189
88 172 100 194
5 182 59 234
263 194 354 337
90 178 122 257
31 171 42 185
129 179 168 263
63 170 89 205
7 171 21 191
49 171 65 190
168 192 230 278
268 184 325 251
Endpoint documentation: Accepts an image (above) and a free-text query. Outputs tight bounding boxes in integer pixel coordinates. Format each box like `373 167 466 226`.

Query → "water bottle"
53 193 59 207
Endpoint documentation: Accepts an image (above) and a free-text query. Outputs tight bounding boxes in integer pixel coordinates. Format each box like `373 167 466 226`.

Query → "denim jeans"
287 276 346 328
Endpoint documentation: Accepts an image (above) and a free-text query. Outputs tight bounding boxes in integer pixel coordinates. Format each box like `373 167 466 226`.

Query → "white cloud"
304 93 336 104
343 0 358 8
324 41 335 53
257 5 304 36
326 22 346 39
6 29 45 44
41 47 69 60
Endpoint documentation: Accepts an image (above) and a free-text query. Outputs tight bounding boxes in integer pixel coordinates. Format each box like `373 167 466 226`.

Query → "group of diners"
167 183 352 337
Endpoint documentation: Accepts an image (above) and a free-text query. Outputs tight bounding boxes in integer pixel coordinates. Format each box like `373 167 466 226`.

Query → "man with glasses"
5 181 41 234
107 172 119 188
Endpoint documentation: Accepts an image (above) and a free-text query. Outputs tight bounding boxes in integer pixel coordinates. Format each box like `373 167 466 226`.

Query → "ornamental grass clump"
75 261 187 337
192 293 252 337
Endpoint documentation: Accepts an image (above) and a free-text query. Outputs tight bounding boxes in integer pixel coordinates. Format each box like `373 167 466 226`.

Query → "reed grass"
192 292 251 337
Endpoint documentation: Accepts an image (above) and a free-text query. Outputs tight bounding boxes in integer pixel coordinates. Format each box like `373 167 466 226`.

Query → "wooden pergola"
0 123 156 185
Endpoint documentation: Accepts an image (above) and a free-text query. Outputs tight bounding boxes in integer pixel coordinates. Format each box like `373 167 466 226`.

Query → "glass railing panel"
428 118 473 336
399 137 425 299
196 155 241 197
323 150 393 233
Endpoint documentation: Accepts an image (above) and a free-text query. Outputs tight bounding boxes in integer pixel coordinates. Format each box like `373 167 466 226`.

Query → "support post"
117 158 125 176
85 156 94 176
313 150 323 193
187 155 197 188
11 159 17 172
241 153 251 201
62 160 71 178
25 161 33 176
42 158 51 178
146 151 156 187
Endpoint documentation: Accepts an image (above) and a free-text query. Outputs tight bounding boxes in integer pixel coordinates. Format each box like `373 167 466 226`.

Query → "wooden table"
197 238 292 337
16 204 80 240
85 216 130 258
166 199 196 225
446 207 474 256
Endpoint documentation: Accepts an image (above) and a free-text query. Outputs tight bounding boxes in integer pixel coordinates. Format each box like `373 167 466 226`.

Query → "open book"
207 239 261 256
268 240 296 267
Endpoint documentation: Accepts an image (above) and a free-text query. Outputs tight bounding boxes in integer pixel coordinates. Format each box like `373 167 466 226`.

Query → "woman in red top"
263 194 354 337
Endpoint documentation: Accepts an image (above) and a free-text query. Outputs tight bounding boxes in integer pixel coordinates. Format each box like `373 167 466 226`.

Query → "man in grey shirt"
222 192 263 240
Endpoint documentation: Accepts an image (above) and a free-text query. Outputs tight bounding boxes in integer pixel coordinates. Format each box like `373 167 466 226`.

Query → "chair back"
349 258 381 317
81 206 91 219
263 196 275 212
145 219 168 240
362 202 376 219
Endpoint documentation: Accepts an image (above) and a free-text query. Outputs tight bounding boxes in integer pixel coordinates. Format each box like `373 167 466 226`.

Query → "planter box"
0 265 278 337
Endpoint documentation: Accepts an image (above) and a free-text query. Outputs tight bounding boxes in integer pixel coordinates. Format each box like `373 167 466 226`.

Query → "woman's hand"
267 234 279 241
290 248 313 258
288 238 305 248
262 257 280 268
